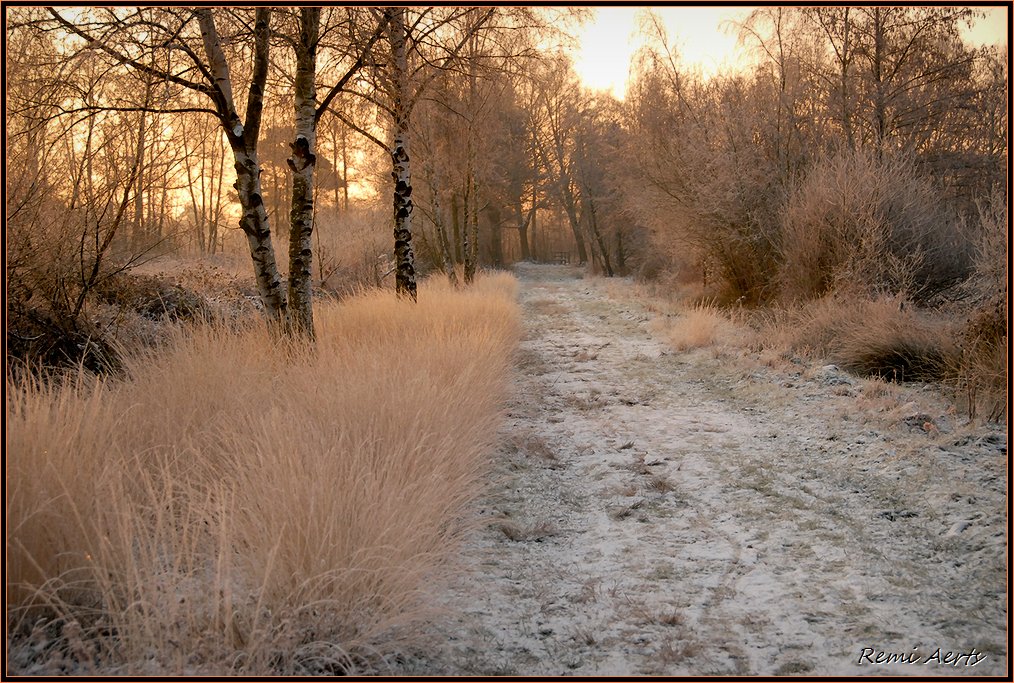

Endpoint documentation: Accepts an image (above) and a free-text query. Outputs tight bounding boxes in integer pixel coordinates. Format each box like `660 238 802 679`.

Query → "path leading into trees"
395 263 1007 677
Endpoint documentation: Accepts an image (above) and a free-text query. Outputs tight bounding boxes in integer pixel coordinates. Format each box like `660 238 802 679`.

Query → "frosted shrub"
778 149 971 303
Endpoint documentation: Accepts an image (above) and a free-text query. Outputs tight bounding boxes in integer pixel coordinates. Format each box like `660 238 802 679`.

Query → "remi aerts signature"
858 647 987 667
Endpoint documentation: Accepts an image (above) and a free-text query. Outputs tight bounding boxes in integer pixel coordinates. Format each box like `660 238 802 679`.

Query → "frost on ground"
393 263 1007 677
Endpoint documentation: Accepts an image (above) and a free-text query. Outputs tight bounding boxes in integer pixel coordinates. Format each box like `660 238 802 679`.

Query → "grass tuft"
761 295 958 384
6 272 521 675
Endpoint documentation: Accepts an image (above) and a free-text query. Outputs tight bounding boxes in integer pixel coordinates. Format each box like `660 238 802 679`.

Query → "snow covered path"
395 263 1007 677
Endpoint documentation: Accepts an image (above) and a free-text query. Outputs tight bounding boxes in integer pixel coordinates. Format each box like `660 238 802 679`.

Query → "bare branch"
315 13 389 124
47 8 214 97
327 109 389 152
409 7 498 112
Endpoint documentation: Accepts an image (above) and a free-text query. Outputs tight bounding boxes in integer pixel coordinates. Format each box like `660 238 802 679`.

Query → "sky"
570 6 1010 100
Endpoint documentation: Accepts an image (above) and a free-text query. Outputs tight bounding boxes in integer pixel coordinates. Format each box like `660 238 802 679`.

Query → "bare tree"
275 8 388 335
531 56 589 264
47 7 289 320
329 6 498 299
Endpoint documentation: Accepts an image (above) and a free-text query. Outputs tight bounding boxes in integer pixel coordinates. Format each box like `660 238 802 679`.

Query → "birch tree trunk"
387 7 418 300
286 7 321 337
197 8 287 322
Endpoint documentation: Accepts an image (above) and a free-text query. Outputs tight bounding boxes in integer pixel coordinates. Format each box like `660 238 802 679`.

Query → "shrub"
93 273 209 323
6 308 123 377
954 297 1007 421
950 192 1008 420
778 149 972 303
767 294 959 383
664 303 729 351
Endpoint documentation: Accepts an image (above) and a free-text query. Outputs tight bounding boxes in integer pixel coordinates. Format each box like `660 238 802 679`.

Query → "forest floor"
392 263 1007 677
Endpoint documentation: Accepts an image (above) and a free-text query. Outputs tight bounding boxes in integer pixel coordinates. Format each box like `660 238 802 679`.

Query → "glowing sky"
571 6 1010 100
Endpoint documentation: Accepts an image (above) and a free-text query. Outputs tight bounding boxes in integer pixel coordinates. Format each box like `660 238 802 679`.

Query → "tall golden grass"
650 300 753 352
6 271 520 675
760 294 960 383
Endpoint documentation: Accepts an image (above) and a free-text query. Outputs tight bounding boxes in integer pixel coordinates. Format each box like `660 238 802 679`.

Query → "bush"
6 308 122 377
767 294 959 383
778 149 972 303
660 301 751 351
951 192 1008 420
954 297 1007 421
93 273 209 323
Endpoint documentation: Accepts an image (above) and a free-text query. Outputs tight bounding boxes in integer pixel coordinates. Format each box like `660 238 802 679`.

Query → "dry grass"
312 206 393 296
654 302 752 352
761 295 959 383
950 194 1008 421
665 304 720 351
952 297 1007 421
646 475 678 495
6 272 520 675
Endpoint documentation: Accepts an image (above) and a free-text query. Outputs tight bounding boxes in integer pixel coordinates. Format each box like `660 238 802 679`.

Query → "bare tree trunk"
328 121 351 212
463 34 480 284
231 149 286 322
486 202 504 268
539 129 588 264
615 226 626 273
387 7 417 300
286 7 320 337
197 8 287 321
584 193 612 276
516 199 532 261
529 169 539 261
427 167 458 285
840 8 855 150
463 173 478 284
210 132 224 254
560 179 588 264
156 178 167 243
451 192 463 263
871 7 887 154
72 151 142 320
132 103 147 251
340 126 350 212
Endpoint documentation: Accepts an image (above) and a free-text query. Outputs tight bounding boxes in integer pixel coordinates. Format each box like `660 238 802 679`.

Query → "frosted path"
394 263 1007 677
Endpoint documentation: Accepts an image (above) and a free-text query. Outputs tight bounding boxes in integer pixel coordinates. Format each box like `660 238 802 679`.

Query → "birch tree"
47 7 389 336
330 6 497 300
277 8 388 335
48 7 288 320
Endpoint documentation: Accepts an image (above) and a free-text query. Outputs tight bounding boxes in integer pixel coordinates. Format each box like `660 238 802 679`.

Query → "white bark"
286 8 320 337
197 8 287 321
388 7 418 300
